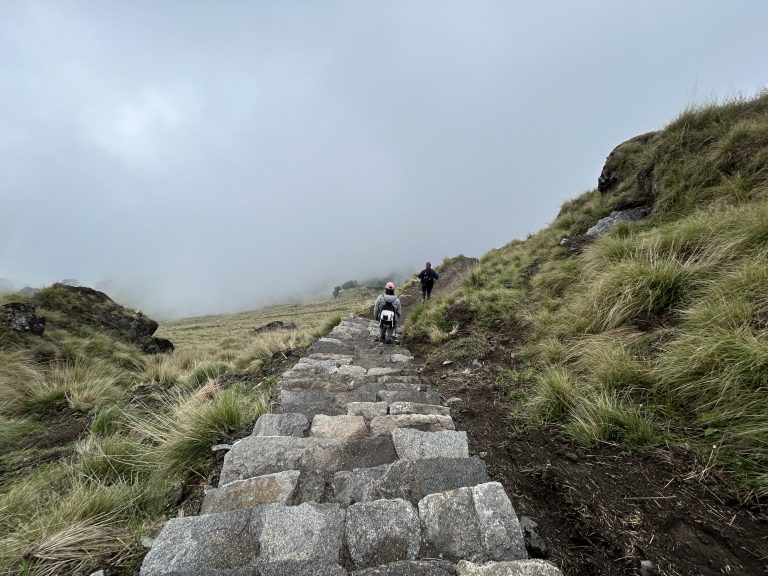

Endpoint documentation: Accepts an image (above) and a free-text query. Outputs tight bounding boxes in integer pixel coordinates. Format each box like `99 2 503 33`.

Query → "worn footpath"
140 317 565 575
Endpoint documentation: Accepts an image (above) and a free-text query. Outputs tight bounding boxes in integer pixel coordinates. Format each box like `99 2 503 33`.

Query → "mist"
1 1 766 318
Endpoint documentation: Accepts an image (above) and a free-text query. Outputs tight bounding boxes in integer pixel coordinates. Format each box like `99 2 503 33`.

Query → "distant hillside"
409 92 768 500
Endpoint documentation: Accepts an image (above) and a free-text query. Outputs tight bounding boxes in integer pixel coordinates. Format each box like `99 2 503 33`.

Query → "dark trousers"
421 281 434 300
380 322 396 343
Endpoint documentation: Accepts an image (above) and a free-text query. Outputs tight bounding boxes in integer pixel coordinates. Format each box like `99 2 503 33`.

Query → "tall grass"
130 381 268 475
408 91 768 498
1 291 366 573
0 357 124 417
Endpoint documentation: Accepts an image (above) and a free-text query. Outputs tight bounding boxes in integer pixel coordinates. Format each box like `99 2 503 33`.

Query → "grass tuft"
130 382 267 474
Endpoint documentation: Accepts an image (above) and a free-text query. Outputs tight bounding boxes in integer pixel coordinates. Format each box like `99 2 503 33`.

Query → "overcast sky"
1 1 766 318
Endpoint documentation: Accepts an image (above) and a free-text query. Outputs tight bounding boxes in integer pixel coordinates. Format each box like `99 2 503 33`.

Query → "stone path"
140 317 564 576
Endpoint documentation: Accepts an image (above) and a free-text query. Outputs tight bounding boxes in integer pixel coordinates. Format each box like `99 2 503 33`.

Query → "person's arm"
433 270 440 281
395 299 402 318
374 296 382 319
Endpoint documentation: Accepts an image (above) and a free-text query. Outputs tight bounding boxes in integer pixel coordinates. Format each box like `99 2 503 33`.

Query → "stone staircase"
140 317 564 576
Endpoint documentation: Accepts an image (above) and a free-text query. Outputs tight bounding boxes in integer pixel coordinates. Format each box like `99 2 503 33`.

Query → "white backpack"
379 299 396 327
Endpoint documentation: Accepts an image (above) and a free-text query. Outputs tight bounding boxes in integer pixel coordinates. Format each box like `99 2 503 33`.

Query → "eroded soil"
416 353 768 576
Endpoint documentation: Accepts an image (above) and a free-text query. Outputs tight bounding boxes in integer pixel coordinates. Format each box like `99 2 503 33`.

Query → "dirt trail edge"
139 314 563 575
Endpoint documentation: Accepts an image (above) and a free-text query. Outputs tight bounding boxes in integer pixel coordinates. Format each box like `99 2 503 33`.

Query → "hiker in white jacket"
374 282 402 344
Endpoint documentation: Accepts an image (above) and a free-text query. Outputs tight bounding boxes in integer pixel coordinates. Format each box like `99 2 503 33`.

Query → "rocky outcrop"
560 206 651 255
140 317 562 575
2 303 46 335
33 283 173 353
597 131 658 194
585 206 651 236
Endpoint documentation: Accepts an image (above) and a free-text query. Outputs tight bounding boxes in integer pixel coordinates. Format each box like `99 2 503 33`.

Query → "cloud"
1 1 767 318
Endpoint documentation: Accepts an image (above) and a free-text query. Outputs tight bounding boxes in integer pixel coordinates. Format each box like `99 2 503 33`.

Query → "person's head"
385 281 395 295
425 261 431 269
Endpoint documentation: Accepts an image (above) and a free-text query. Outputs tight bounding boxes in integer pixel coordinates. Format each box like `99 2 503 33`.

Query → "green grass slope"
409 92 768 501
0 286 371 575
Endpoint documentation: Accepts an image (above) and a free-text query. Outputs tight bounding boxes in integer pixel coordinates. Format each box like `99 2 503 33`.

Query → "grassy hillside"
409 92 768 500
0 287 373 575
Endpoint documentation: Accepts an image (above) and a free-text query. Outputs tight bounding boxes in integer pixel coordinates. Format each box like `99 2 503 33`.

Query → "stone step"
302 353 355 363
456 560 564 575
219 435 397 487
370 375 422 384
278 384 439 418
377 388 441 405
345 401 450 420
252 413 309 437
140 317 561 576
345 498 421 569
278 377 362 393
277 388 345 418
142 483 531 575
347 401 389 419
279 366 421 386
304 352 414 368
333 457 489 506
351 352 414 363
389 401 450 416
310 414 369 442
309 337 356 354
140 503 346 576
329 325 371 340
202 470 301 514
351 560 458 575
369 414 455 437
419 482 527 563
392 428 469 460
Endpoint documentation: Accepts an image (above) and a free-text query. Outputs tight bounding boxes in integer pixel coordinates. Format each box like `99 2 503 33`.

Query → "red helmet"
385 282 395 290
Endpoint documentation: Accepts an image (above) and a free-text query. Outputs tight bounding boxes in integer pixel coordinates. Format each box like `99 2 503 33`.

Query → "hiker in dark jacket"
374 282 401 344
417 262 440 302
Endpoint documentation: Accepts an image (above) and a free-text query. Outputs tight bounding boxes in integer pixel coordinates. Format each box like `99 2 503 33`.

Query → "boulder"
558 235 595 256
141 337 175 354
559 206 650 256
520 517 548 559
597 131 658 194
584 207 651 237
254 321 297 334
